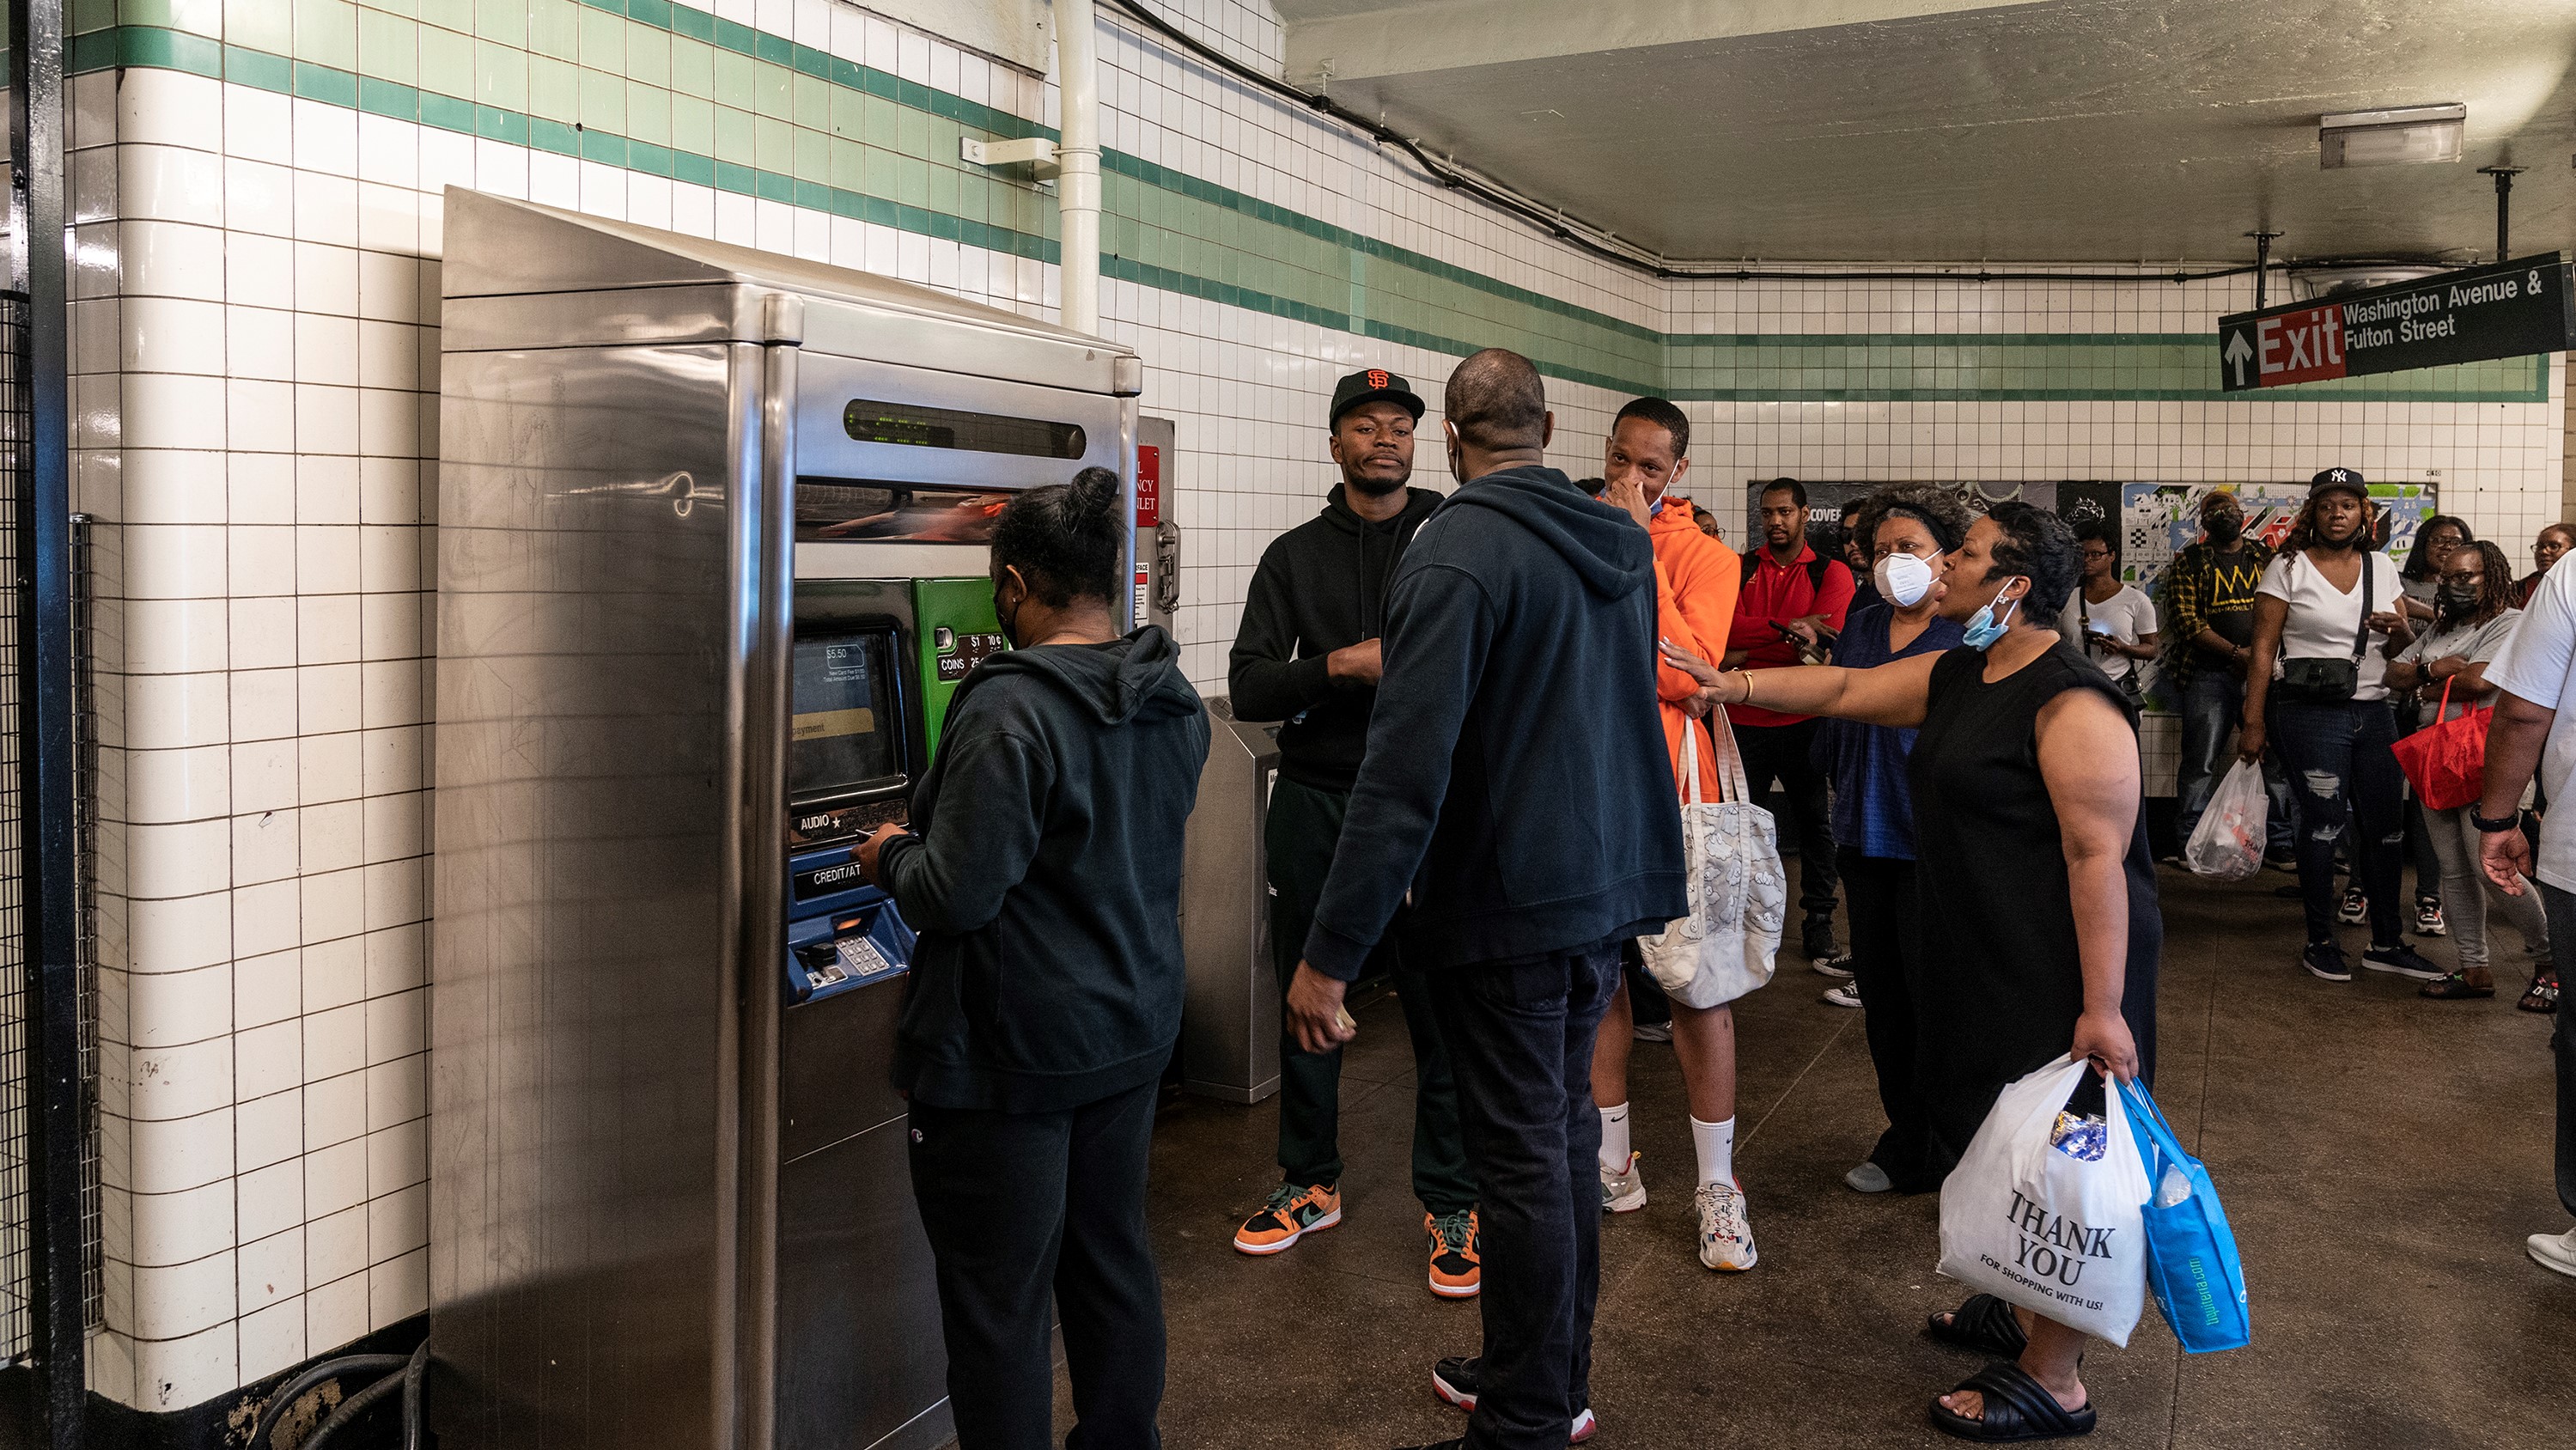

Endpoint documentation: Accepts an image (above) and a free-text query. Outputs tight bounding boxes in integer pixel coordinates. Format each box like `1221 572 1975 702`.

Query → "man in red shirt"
1725 478 1857 962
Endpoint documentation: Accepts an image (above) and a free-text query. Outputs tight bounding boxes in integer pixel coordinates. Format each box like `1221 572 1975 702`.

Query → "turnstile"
429 189 1142 1450
1178 698 1282 1102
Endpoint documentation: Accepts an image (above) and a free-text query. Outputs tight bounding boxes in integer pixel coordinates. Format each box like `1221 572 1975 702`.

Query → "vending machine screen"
789 629 901 801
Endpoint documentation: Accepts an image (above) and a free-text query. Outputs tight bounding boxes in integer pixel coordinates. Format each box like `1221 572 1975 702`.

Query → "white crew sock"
1598 1102 1632 1172
1691 1115 1737 1188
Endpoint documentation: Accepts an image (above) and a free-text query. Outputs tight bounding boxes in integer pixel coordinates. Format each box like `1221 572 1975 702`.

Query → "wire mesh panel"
66 511 94 1333
0 289 33 1362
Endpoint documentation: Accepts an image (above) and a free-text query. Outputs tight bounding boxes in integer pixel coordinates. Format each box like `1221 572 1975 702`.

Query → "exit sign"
2218 255 2575 391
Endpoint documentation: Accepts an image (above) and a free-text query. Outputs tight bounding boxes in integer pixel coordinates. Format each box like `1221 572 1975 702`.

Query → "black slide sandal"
1928 1361 2098 1443
1926 1294 2029 1357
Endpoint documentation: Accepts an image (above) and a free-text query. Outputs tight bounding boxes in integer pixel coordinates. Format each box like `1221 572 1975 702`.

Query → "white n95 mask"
1873 551 1938 608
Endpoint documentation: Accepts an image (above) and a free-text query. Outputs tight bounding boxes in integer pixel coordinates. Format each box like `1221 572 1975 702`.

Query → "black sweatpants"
907 1080 1164 1450
1424 944 1621 1450
1735 716 1838 917
1839 848 1934 1191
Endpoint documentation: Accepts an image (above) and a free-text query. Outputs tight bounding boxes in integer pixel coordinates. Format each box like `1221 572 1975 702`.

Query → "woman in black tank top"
1672 503 2157 1445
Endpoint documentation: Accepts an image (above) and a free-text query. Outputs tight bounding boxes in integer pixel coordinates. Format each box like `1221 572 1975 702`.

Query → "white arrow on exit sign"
2223 328 2254 387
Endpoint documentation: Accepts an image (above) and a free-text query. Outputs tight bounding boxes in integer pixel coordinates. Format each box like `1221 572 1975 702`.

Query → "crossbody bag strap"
2352 551 2375 661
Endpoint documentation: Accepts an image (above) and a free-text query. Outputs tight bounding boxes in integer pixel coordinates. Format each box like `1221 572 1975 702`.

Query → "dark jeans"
1267 776 1477 1215
2533 884 2576 1219
1736 717 1837 917
2270 698 2404 945
1423 944 1621 1450
2176 667 2295 857
908 1081 1164 1450
1840 848 1934 1191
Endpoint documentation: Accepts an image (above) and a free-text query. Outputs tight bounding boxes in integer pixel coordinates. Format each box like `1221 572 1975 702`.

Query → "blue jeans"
2269 698 2404 945
1423 944 1621 1450
2534 885 2576 1218
2177 667 2295 857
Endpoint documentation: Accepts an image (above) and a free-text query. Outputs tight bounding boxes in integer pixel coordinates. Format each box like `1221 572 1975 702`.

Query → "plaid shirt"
2159 536 2276 685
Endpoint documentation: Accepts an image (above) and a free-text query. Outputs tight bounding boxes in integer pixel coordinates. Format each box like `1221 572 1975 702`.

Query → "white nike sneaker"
1696 1180 1757 1271
2530 1226 2576 1279
1599 1151 1647 1214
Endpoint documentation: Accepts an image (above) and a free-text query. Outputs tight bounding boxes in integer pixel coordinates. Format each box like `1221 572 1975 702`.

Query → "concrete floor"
1081 865 2576 1448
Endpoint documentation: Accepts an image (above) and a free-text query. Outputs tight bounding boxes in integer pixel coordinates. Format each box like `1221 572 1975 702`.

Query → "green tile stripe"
61 16 2550 404
1666 333 2549 402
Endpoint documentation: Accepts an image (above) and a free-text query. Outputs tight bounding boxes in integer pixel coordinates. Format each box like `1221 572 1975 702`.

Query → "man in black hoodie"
1286 350 1686 1450
1226 368 1483 1300
857 467 1209 1450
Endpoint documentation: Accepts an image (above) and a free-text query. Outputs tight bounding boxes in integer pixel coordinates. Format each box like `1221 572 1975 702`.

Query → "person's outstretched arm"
1661 639 1939 728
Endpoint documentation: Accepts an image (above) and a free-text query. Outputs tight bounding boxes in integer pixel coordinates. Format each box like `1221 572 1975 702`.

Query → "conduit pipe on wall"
1056 0 1103 334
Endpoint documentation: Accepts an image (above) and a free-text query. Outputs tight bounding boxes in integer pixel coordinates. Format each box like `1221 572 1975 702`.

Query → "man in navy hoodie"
1286 350 1686 1450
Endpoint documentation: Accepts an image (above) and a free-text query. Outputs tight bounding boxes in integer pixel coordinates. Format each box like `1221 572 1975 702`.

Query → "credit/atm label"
794 856 869 898
936 631 1008 681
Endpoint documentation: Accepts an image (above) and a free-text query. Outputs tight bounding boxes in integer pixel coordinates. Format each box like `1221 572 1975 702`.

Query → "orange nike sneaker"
1426 1209 1480 1298
1233 1182 1342 1255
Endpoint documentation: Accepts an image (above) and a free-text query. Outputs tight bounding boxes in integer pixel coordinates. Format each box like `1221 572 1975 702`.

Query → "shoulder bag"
2272 552 2373 706
1638 710 1785 1008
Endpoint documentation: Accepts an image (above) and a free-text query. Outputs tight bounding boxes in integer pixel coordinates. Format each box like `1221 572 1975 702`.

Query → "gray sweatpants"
2421 802 2553 973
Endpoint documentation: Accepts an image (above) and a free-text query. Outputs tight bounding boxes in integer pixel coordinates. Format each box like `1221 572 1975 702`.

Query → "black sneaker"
1801 912 1840 961
2363 941 2447 981
2302 941 2354 982
1430 1357 1596 1442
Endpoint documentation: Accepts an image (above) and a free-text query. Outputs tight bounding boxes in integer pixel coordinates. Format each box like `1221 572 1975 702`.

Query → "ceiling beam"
1281 0 2035 84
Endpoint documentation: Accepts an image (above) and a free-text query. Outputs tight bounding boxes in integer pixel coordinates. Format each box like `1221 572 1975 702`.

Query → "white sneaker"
2530 1227 2576 1278
1820 982 1862 1008
1812 952 1854 979
1600 1151 1647 1214
1696 1180 1757 1271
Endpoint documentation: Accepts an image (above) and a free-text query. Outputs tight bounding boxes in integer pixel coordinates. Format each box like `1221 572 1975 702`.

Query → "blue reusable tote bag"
2116 1079 2250 1352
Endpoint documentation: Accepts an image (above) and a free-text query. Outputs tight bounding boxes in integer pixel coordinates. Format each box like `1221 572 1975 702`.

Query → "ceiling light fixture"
2319 104 2465 168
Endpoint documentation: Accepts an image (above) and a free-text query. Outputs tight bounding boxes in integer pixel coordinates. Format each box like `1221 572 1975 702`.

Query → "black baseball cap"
1329 368 1424 427
2310 466 2367 500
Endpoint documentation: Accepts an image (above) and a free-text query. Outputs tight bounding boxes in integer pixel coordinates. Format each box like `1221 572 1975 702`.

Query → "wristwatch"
2469 805 2524 833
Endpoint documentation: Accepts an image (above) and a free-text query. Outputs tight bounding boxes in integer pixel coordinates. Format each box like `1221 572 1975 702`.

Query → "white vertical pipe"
1055 0 1102 334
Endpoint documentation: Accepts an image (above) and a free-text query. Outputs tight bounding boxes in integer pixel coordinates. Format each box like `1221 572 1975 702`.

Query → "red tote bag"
2390 678 2491 812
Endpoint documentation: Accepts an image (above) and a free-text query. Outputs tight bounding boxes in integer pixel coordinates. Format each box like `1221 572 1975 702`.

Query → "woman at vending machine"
856 466 1212 1450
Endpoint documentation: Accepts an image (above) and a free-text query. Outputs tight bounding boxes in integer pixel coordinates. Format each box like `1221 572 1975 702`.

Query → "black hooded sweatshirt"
1228 484 1445 791
880 625 1211 1112
1305 465 1687 979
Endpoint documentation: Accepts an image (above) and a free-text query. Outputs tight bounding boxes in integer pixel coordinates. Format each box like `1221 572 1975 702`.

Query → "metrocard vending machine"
430 190 1140 1450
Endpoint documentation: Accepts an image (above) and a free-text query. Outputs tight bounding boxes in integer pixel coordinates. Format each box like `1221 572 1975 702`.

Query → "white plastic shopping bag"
1639 710 1784 1008
1936 1056 2152 1347
2183 759 2268 881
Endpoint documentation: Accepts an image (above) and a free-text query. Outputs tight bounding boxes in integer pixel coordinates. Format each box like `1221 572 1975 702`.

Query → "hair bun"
1067 466 1121 528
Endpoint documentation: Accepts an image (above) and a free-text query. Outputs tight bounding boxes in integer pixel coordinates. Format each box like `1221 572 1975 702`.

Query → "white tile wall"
68 0 2570 1412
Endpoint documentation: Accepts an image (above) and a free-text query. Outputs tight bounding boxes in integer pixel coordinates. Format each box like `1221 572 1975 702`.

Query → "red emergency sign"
1136 444 1161 527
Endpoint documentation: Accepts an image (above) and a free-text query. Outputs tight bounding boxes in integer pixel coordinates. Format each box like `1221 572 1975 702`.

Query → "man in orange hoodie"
1586 398 1763 1271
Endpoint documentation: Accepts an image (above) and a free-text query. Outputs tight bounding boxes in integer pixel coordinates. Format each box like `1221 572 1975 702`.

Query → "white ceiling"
1272 0 2576 263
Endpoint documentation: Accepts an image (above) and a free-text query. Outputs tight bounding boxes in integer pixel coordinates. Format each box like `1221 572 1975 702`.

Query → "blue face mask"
1961 584 2023 649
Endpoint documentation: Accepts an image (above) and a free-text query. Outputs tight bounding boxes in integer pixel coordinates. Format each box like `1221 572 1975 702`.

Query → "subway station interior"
0 1 2572 1447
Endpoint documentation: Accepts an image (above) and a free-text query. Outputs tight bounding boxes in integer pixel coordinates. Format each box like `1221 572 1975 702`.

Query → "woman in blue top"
1815 485 1970 1194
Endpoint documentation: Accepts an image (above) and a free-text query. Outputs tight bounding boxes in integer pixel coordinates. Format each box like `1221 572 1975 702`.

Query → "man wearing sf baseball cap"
1330 366 1426 427
1227 363 1483 1299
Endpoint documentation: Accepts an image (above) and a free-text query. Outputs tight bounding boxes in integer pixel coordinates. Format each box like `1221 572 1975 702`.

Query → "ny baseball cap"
2309 466 2367 500
1329 368 1425 427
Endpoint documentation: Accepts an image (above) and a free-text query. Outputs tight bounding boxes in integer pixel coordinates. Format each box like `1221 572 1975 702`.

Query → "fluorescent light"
2319 103 2465 168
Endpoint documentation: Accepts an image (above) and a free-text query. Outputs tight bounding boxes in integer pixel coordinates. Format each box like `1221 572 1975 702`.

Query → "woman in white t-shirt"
2238 470 2445 984
2386 540 2550 1000
2072 521 2159 694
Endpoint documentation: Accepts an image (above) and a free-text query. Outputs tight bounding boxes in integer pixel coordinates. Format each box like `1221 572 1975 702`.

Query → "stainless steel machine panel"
431 340 751 1449
1177 698 1282 1103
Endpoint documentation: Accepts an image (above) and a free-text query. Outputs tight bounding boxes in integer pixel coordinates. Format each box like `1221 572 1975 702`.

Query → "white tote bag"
1936 1056 2152 1347
1637 709 1785 1009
